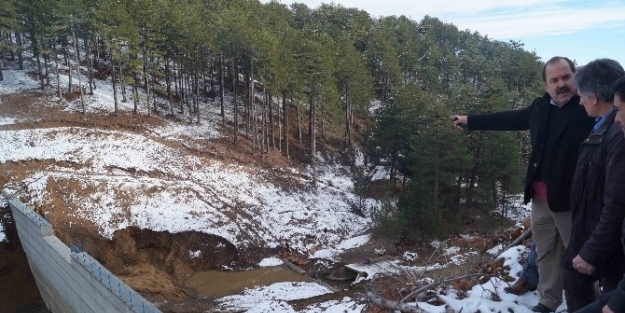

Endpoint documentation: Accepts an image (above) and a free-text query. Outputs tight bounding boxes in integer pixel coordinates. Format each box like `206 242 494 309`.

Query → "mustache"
557 86 571 94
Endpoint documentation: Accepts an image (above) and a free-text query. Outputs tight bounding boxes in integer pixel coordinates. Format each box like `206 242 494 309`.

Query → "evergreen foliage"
2 0 546 239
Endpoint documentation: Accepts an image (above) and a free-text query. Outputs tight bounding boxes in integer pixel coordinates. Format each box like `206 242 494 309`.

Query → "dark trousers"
573 291 614 313
563 268 622 312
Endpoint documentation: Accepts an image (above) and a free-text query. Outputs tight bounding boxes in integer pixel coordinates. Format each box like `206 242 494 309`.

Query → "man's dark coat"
563 110 625 275
469 94 594 212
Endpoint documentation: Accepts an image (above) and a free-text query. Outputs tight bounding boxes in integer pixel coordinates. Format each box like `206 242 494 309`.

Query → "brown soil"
0 90 352 312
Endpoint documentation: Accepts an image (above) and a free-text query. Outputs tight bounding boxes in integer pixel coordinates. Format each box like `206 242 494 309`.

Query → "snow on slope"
0 127 375 252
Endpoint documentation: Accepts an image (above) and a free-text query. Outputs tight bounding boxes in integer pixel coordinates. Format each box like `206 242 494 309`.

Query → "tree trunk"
251 63 257 153
219 53 225 124
297 98 302 144
54 39 62 99
120 65 127 102
320 106 325 140
111 49 118 113
345 85 352 148
269 93 274 150
467 142 482 217
151 55 157 112
73 30 84 112
132 53 139 113
433 161 439 212
172 59 178 106
28 20 44 89
261 87 266 154
283 93 289 158
94 35 100 68
245 69 250 139
309 95 317 186
65 38 72 93
43 39 50 86
179 65 185 114
185 72 191 118
195 68 200 123
232 59 238 144
16 32 23 70
208 58 214 102
87 38 94 94
143 46 151 116
277 95 282 151
165 54 173 115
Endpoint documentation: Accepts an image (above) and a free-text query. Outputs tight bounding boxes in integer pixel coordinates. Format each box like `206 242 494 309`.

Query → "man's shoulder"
607 120 625 144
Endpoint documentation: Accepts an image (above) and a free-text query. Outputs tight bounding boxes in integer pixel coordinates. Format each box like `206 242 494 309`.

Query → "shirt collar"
593 107 616 132
549 98 558 106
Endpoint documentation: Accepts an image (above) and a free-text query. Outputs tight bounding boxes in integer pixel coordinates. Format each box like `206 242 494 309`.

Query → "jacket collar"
584 109 616 144
537 94 583 142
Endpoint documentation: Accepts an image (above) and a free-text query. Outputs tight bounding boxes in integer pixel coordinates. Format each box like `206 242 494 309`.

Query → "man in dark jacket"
452 57 595 312
562 58 625 312
567 69 625 313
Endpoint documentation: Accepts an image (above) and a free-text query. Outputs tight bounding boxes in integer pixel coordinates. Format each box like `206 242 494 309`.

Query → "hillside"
0 61 568 313
0 65 376 309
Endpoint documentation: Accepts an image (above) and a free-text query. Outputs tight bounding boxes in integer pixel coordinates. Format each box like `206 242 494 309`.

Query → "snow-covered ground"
0 65 559 312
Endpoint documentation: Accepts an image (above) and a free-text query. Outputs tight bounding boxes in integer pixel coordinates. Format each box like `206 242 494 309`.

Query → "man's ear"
591 94 599 106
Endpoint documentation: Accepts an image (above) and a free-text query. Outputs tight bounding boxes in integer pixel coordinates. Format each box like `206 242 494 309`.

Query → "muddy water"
185 266 311 298
0 206 49 313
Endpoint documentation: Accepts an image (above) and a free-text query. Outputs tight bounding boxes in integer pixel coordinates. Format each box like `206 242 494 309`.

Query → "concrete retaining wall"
4 193 162 313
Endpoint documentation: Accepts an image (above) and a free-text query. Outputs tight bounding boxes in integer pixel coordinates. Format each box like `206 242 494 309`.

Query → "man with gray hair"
562 58 625 312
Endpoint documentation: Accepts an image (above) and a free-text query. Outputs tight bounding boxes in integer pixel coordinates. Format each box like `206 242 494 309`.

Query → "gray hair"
574 58 625 102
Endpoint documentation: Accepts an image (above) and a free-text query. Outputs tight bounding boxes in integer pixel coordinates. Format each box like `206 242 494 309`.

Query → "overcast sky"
261 0 625 67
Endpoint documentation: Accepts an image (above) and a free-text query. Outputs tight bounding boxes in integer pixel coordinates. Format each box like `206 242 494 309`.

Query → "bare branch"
419 239 447 279
366 291 427 313
400 273 493 303
501 228 531 253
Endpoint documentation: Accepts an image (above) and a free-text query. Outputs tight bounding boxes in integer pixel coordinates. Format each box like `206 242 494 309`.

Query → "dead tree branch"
367 291 427 313
400 273 493 303
501 228 532 253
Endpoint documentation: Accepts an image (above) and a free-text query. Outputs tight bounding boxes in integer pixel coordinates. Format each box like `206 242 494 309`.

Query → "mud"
0 206 49 313
186 266 311 298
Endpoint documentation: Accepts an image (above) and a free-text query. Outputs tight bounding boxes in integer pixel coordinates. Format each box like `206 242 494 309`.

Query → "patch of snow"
444 246 460 255
370 166 390 181
0 223 5 243
415 302 448 313
337 234 370 250
0 117 21 125
487 243 505 256
430 240 444 248
216 282 333 312
0 70 41 95
310 249 336 260
403 251 418 262
302 297 365 312
258 257 283 267
449 251 479 265
495 195 531 223
347 259 432 280
189 250 201 258
368 100 383 115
